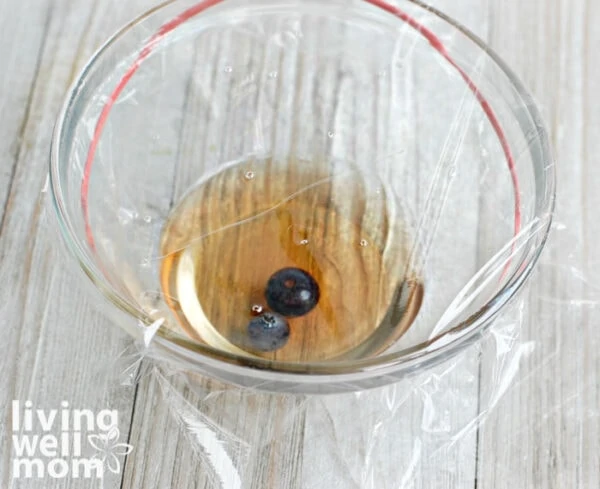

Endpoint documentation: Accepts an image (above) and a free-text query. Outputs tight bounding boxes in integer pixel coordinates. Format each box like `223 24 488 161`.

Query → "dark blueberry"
265 267 320 317
247 313 290 352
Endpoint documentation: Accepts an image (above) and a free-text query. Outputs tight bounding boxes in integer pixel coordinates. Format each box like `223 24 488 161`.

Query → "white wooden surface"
0 0 598 488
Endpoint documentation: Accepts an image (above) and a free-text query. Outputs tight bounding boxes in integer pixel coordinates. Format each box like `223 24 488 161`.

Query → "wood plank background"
0 0 597 488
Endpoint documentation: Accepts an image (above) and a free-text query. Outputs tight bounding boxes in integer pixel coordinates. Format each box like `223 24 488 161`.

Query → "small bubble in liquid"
224 65 233 73
251 304 264 315
300 239 309 245
360 239 369 247
143 215 152 223
268 71 278 79
244 171 255 180
327 131 335 138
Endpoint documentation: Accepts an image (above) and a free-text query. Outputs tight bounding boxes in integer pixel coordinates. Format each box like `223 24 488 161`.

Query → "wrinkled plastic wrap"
106 297 530 488
50 0 558 486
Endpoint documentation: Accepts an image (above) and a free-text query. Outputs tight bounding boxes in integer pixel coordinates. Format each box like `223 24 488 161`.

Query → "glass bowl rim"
49 0 556 382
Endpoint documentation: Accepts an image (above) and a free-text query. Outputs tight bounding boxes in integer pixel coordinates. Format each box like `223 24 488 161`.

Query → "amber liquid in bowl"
160 157 423 362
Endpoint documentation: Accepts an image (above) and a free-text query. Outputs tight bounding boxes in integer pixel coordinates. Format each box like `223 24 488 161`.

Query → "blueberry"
247 313 290 352
265 267 320 317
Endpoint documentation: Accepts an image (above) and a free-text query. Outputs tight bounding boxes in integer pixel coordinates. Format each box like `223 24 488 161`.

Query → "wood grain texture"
0 1 158 488
0 0 597 488
476 0 600 487
0 0 53 235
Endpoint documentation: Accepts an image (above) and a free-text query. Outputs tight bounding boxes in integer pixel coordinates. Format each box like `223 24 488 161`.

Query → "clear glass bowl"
50 0 555 393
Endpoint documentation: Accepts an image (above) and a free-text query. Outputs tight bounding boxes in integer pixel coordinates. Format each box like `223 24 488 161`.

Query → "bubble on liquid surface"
244 171 255 180
143 215 152 223
224 65 233 73
251 304 264 315
360 239 369 247
299 239 309 245
268 71 278 79
327 131 335 138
